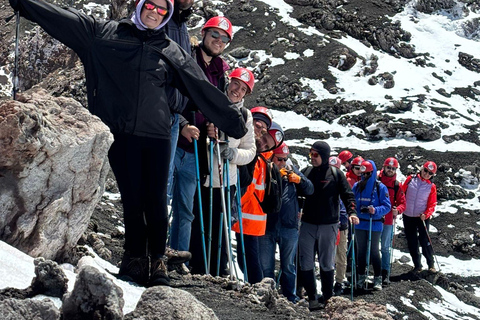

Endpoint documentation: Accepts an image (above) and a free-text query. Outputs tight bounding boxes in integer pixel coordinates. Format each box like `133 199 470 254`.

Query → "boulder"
0 89 113 260
125 286 218 320
30 258 68 298
62 265 124 320
326 296 393 319
0 298 61 320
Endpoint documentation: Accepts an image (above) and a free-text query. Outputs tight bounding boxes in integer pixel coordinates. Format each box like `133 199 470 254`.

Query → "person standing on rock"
8 0 247 287
259 142 314 302
378 157 406 285
298 141 359 311
402 161 438 273
352 160 391 291
169 16 234 270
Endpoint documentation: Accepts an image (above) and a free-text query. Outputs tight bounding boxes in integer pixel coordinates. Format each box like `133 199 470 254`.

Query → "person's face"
201 28 230 56
309 150 322 167
342 160 352 170
227 79 248 103
256 132 275 153
272 153 288 169
421 167 434 179
351 164 362 177
253 119 268 138
383 165 397 178
141 0 168 29
175 0 193 11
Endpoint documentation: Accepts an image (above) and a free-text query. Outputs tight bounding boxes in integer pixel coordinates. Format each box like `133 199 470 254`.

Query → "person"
378 157 406 285
402 161 438 273
9 0 247 287
233 118 284 284
259 142 314 302
188 68 256 276
297 141 359 311
338 150 354 171
329 156 349 296
352 160 391 291
169 16 233 260
346 156 364 187
165 0 194 204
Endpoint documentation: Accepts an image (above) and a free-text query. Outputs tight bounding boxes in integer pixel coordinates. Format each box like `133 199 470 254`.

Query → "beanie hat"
311 141 330 166
253 113 272 129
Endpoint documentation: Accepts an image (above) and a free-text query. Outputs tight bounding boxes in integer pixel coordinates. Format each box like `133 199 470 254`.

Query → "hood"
131 0 174 31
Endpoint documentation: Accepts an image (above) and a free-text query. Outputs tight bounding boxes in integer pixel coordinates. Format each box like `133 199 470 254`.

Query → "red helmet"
338 150 353 163
329 156 342 169
202 16 233 40
250 106 272 129
360 160 374 173
268 122 284 149
273 142 289 155
351 156 364 166
229 68 255 93
423 161 437 174
383 157 399 168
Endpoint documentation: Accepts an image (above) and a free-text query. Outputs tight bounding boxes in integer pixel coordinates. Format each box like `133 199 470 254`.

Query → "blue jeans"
381 224 394 271
167 113 179 204
169 147 197 252
259 227 298 301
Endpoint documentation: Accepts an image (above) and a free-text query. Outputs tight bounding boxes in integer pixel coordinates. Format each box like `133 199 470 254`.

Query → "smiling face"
201 27 229 57
140 0 168 29
227 78 248 103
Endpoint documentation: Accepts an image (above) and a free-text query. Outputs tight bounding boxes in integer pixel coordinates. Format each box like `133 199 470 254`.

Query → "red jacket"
378 171 406 225
346 170 361 188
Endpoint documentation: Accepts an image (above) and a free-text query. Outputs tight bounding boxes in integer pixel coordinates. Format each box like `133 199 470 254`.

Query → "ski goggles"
144 1 169 16
208 30 230 44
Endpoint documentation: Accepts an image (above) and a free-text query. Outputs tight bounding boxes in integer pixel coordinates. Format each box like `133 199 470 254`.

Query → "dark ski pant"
108 134 170 259
355 229 382 277
403 215 434 269
236 232 264 284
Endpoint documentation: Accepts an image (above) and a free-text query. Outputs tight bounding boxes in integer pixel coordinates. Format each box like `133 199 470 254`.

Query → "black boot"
118 252 149 286
382 269 390 285
320 270 335 302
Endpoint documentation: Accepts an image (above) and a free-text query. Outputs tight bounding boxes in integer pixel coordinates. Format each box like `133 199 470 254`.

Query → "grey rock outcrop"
124 286 218 320
0 298 61 320
30 258 68 298
0 89 113 260
326 296 393 319
62 264 124 320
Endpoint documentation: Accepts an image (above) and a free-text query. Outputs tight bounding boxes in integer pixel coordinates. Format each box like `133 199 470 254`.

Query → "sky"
1 0 480 319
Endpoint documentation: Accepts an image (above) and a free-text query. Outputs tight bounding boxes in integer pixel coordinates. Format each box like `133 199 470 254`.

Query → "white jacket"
204 100 256 188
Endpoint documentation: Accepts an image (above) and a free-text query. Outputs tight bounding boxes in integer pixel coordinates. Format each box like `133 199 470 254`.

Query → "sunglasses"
309 152 320 159
144 1 169 16
423 168 434 176
385 166 397 171
208 30 230 44
352 166 361 170
362 171 372 176
275 156 288 162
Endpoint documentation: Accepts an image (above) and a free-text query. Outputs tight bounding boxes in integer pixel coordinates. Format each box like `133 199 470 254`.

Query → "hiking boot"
412 266 422 274
356 274 366 290
382 269 390 286
308 296 325 311
373 276 383 291
333 282 343 296
165 247 192 265
118 254 149 286
428 267 437 273
149 256 170 287
168 262 190 275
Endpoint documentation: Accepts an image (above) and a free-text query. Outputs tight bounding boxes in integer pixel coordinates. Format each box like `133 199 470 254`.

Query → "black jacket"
12 0 247 139
300 165 357 225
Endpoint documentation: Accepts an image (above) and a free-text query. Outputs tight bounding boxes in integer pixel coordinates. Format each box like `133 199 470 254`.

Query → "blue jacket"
266 165 314 231
352 160 391 232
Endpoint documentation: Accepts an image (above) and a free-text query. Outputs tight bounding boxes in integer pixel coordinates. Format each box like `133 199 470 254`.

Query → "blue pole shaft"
193 138 208 274
351 223 355 301
236 170 248 283
207 140 214 274
365 216 372 289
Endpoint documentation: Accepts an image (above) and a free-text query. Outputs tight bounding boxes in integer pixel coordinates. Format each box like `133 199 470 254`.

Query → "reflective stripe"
254 183 265 191
242 213 267 221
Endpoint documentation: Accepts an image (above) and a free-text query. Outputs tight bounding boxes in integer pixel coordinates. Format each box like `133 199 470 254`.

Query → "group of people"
9 0 439 312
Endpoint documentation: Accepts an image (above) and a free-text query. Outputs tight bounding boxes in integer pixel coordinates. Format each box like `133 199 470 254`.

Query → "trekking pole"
192 112 208 274
224 154 239 279
236 170 248 283
350 223 356 301
207 140 214 274
422 220 442 272
387 218 396 284
365 214 373 290
13 11 20 100
215 140 234 280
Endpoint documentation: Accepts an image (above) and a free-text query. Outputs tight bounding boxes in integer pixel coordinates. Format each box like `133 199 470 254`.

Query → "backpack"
255 154 283 214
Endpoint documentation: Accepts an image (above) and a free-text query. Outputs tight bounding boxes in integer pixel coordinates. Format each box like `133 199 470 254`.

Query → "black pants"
403 215 434 269
236 233 264 284
108 134 170 258
356 229 382 277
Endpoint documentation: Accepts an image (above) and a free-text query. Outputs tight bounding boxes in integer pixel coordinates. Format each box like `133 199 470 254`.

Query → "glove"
279 168 289 177
220 145 235 161
288 172 301 184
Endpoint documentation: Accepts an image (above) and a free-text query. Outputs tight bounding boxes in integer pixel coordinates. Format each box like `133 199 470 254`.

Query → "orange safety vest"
232 153 270 236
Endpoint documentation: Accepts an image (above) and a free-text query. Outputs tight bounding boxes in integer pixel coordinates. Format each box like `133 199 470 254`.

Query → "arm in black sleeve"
294 166 314 196
338 173 357 217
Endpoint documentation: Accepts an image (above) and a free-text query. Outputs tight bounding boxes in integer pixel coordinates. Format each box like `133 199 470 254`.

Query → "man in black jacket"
9 0 246 287
298 141 359 310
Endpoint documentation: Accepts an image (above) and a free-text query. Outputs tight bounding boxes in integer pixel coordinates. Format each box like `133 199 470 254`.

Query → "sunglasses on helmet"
144 1 169 16
208 30 230 44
